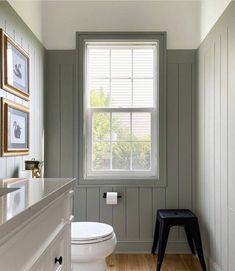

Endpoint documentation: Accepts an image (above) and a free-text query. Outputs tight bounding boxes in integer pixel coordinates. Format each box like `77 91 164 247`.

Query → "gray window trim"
76 32 167 186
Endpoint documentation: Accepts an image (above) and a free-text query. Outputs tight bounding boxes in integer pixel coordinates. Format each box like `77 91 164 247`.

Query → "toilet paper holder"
103 192 122 199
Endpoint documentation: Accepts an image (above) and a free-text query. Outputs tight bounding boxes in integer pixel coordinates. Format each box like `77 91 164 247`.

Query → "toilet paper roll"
106 192 118 205
19 170 32 179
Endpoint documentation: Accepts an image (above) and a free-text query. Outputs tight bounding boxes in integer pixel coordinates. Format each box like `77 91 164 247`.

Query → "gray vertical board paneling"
153 188 166 211
229 210 235 270
112 186 126 240
228 17 235 271
46 47 196 252
178 63 192 241
196 3 235 270
192 58 196 214
139 188 153 240
45 61 60 177
74 187 87 222
34 53 40 160
126 187 139 240
228 18 235 212
86 188 100 222
152 188 166 235
204 50 210 252
209 43 216 261
166 63 179 209
99 187 113 225
60 64 74 178
220 26 228 271
166 63 179 241
0 2 44 178
29 46 35 160
45 51 76 178
214 34 222 266
178 63 192 210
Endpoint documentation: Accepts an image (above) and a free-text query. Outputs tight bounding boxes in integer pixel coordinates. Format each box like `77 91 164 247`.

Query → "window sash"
86 44 157 109
85 107 158 178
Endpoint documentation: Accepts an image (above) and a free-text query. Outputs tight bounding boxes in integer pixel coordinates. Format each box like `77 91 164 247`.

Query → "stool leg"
184 225 195 254
190 222 207 271
152 219 160 254
157 222 170 271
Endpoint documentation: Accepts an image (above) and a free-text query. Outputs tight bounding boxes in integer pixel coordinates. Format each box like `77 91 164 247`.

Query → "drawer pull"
54 256 63 265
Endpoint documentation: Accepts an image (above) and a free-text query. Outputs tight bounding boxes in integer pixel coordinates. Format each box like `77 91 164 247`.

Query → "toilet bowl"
71 222 117 271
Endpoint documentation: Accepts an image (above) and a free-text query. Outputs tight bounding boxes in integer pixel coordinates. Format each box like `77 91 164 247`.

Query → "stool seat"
158 209 195 219
152 209 207 271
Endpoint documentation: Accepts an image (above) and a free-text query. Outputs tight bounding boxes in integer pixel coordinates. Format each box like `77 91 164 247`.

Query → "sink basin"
0 188 20 197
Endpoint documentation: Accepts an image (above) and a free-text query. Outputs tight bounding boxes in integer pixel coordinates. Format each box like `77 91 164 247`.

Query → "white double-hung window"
84 41 158 179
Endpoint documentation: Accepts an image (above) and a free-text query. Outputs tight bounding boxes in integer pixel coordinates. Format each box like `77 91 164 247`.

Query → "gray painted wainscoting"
0 2 44 179
45 48 196 253
195 2 235 271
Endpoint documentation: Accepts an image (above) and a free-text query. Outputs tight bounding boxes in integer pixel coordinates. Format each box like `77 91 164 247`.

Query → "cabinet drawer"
47 228 68 271
31 226 69 271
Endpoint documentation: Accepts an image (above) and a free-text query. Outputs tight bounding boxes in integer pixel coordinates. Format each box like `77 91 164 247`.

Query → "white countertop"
0 178 76 240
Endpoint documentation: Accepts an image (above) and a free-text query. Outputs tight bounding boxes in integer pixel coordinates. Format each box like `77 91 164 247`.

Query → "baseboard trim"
209 258 222 271
115 241 191 254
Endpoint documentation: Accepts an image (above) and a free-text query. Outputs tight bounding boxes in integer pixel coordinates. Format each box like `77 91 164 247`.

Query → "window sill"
78 177 167 187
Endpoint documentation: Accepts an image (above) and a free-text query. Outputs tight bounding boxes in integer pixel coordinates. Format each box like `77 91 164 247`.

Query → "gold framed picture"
1 98 29 156
0 29 30 101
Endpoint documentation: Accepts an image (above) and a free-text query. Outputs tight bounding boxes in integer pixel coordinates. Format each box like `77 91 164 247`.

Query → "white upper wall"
7 0 200 49
41 1 200 49
200 0 232 41
7 0 43 42
6 0 234 49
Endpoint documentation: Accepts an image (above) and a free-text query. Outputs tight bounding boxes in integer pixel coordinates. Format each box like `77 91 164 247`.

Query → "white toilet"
71 222 117 271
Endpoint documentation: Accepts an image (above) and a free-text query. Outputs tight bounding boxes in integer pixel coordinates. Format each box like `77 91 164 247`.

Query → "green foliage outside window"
91 89 151 171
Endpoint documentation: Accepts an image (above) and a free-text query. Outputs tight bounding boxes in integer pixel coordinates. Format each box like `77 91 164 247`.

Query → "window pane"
133 49 154 78
112 113 130 141
111 79 131 107
112 142 130 170
111 49 131 78
133 79 153 107
89 79 110 107
92 142 110 170
132 113 151 141
88 48 109 78
92 113 110 140
132 142 151 170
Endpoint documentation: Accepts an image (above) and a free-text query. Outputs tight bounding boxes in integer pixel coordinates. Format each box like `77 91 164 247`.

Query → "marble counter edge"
0 178 76 244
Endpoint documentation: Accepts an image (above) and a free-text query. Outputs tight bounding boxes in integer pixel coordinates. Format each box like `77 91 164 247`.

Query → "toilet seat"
71 222 114 245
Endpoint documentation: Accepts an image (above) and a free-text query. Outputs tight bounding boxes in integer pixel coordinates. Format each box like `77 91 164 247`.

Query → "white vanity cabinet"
31 225 69 271
0 178 75 271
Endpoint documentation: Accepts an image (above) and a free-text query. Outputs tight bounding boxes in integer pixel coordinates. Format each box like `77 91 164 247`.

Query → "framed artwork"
1 98 29 156
0 29 30 100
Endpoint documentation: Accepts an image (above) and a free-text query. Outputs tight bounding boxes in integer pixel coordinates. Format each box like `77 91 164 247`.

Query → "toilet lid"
71 222 114 242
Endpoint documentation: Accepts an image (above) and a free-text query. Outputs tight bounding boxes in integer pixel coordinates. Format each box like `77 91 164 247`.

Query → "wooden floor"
107 254 202 271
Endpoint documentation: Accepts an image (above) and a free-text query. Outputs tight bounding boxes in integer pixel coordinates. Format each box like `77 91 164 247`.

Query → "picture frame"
1 98 29 156
0 29 30 100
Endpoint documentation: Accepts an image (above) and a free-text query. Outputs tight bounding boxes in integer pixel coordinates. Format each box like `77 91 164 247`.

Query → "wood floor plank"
107 254 202 271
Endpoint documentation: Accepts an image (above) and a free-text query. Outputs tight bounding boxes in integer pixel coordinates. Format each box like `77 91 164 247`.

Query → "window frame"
76 32 167 186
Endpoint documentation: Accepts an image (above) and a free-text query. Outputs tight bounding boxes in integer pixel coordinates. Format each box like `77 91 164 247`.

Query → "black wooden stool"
152 209 207 271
